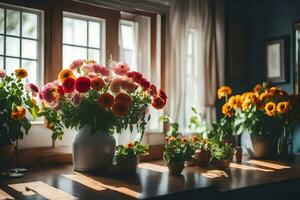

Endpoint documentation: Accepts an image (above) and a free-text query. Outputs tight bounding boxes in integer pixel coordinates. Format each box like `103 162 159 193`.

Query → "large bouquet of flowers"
39 60 167 140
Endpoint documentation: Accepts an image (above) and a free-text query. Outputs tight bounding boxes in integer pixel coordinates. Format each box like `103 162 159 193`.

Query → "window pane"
88 21 100 48
6 9 20 36
187 32 193 56
0 35 3 55
22 59 37 84
6 37 20 57
22 39 37 59
0 8 4 34
5 57 19 75
63 17 87 46
122 49 133 66
88 49 100 63
120 24 134 49
0 56 3 69
22 12 38 39
63 45 87 68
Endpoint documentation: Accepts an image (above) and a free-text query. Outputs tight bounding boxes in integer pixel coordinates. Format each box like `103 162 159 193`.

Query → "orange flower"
126 142 134 148
202 139 208 145
112 101 129 116
15 68 28 79
265 102 276 116
165 136 169 142
98 93 114 109
90 76 105 91
259 91 271 102
181 138 188 143
58 69 75 83
277 101 289 114
11 106 26 120
115 92 132 105
11 112 19 120
192 135 199 142
31 98 38 105
169 136 176 142
253 84 262 93
228 96 241 109
217 86 232 99
242 100 251 111
222 103 234 117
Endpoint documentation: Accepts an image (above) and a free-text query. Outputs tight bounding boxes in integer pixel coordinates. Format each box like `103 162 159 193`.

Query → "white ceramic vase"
72 125 116 171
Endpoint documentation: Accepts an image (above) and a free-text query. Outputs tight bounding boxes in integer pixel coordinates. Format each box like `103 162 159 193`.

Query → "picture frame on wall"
265 37 288 83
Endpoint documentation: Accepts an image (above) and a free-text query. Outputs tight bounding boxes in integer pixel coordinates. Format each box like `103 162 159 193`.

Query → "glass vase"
277 125 293 161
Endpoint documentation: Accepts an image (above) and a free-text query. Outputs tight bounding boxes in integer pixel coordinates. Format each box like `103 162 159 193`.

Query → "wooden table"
0 160 300 200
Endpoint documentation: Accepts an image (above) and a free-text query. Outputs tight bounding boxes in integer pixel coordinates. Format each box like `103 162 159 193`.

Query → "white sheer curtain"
166 0 225 129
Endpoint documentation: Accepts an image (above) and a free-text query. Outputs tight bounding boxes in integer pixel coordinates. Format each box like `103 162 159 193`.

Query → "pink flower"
110 76 124 93
113 62 130 76
127 71 143 83
91 64 110 77
70 59 84 70
122 80 138 93
0 69 6 78
25 83 39 96
81 64 92 73
40 83 58 104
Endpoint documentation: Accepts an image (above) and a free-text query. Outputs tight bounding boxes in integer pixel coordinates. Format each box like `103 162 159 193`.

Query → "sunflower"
58 69 75 83
15 68 28 79
277 101 289 114
222 103 234 117
265 102 276 116
217 86 232 99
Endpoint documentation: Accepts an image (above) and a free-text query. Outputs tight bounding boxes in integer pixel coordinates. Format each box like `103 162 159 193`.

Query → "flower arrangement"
38 59 167 140
115 141 149 160
0 68 39 145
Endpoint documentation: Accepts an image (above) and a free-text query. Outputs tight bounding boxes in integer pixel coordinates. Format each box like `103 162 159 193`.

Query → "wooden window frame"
0 0 167 164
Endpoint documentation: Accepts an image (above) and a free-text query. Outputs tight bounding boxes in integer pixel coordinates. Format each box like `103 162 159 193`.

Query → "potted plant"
109 141 149 175
39 59 167 171
0 68 39 170
211 142 234 169
190 135 211 167
160 115 194 176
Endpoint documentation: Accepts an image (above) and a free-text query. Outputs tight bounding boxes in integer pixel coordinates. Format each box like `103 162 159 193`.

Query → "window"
62 12 105 68
0 4 43 86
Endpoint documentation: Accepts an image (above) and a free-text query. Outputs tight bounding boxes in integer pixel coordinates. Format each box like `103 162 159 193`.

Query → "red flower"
90 77 105 91
112 101 129 117
75 76 91 93
140 78 150 90
149 84 157 96
127 71 143 83
57 85 65 96
63 77 75 93
152 97 166 109
158 89 167 101
91 64 110 76
98 93 114 109
115 92 132 105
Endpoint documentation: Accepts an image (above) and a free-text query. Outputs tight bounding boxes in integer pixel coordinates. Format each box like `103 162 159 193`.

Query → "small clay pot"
0 144 16 171
168 161 185 176
194 149 211 167
234 146 242 163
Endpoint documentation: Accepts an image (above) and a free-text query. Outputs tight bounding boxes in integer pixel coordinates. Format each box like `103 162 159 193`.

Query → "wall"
225 0 300 152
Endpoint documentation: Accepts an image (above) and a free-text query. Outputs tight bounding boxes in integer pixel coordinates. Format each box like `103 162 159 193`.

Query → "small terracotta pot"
168 161 185 176
234 146 243 163
0 144 16 171
194 149 211 167
109 156 139 176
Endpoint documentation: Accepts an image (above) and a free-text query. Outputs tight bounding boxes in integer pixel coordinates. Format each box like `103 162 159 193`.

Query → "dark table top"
1 159 300 200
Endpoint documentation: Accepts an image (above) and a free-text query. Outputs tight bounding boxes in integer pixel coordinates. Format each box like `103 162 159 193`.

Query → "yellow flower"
228 96 241 109
259 91 271 101
181 138 188 143
15 68 28 79
242 100 251 111
253 84 262 93
58 69 75 83
265 102 276 116
217 86 232 99
222 103 234 117
244 92 257 104
277 101 289 114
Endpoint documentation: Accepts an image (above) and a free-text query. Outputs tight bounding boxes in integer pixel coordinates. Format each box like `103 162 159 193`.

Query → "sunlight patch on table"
247 160 291 170
201 170 229 178
0 189 14 200
9 181 78 200
230 163 274 172
138 163 169 172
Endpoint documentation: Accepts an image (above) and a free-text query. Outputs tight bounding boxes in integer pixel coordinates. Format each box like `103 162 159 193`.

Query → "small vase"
234 146 242 163
0 144 16 171
73 125 116 171
194 149 211 167
168 161 185 176
277 125 293 161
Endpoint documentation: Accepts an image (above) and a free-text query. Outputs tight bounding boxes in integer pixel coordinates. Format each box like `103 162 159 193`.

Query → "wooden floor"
0 159 300 200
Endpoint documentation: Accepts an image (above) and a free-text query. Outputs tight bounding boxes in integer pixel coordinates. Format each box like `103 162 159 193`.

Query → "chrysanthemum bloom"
58 69 75 83
217 86 232 99
148 84 157 96
69 59 84 70
253 84 262 93
91 64 110 77
265 102 277 116
75 76 90 93
228 96 241 109
115 92 132 105
98 93 114 109
126 142 134 148
277 101 289 114
222 103 234 117
151 97 166 110
15 68 28 79
0 69 6 78
158 89 167 101
112 101 129 116
90 77 105 91
40 83 59 104
63 77 76 93
113 62 130 76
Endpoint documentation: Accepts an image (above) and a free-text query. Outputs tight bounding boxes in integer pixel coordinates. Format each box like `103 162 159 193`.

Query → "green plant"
0 69 39 145
115 141 149 160
211 142 234 161
159 115 180 137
